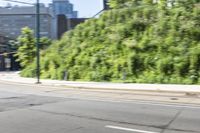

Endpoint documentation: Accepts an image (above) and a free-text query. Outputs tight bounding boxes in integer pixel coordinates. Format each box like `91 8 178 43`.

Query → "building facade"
0 34 10 53
50 0 78 39
0 5 52 39
0 34 20 71
57 15 87 39
0 0 82 39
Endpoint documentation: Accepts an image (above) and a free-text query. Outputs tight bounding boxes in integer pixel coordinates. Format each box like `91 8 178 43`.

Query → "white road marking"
105 125 159 133
116 100 200 109
81 98 200 109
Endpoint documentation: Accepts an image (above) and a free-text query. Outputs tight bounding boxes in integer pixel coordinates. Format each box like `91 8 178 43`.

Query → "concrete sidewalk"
0 71 200 93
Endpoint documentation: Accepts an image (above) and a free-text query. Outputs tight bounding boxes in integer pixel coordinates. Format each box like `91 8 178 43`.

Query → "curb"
1 72 200 94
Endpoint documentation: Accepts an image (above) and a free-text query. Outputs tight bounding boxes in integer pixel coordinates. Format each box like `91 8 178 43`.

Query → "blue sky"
0 0 103 17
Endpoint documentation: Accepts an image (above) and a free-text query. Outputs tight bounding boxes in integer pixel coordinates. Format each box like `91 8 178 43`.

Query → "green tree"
109 0 138 8
15 27 52 69
40 37 52 49
15 27 36 68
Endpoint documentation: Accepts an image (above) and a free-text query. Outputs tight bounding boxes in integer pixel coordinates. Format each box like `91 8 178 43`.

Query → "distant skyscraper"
50 0 78 39
52 0 78 18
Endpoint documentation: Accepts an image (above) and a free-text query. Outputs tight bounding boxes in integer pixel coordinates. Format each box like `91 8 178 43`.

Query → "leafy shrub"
21 0 200 84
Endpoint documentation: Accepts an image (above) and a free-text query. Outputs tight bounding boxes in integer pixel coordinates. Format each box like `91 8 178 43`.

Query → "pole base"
35 82 42 84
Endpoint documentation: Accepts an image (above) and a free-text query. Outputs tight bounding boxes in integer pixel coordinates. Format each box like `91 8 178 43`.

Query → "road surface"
0 81 200 133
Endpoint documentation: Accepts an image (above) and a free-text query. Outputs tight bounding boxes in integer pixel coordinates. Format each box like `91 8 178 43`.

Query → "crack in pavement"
0 97 23 100
160 108 184 133
67 127 84 132
29 108 198 133
0 98 73 113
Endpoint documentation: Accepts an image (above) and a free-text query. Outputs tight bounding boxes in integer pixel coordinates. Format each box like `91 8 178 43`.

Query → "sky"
0 0 103 18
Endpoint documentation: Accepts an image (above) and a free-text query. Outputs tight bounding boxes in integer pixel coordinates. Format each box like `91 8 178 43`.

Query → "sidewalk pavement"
0 71 200 93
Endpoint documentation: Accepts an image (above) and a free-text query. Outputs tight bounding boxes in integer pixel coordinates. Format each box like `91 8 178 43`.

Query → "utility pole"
92 0 109 18
36 0 41 84
103 0 109 10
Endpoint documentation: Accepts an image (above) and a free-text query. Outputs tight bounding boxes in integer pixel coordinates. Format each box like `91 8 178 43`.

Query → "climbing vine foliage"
22 0 200 84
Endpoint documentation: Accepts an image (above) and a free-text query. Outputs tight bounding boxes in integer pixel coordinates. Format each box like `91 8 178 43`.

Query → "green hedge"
22 0 200 84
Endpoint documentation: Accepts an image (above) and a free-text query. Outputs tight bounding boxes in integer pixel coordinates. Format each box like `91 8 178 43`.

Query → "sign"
5 58 11 69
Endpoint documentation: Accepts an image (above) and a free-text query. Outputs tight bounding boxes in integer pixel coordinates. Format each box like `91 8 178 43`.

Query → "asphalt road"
0 81 200 133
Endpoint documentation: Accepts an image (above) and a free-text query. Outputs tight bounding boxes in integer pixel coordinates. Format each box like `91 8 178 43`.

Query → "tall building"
51 0 78 18
50 0 78 39
56 15 87 39
0 4 52 39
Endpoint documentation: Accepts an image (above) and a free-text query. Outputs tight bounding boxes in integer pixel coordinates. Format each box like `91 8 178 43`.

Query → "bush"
21 0 200 84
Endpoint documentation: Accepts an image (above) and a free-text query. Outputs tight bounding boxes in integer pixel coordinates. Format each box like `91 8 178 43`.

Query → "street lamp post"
36 0 41 84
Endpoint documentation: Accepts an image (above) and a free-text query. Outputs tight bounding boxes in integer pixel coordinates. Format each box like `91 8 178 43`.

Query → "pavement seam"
160 108 184 133
0 98 70 114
